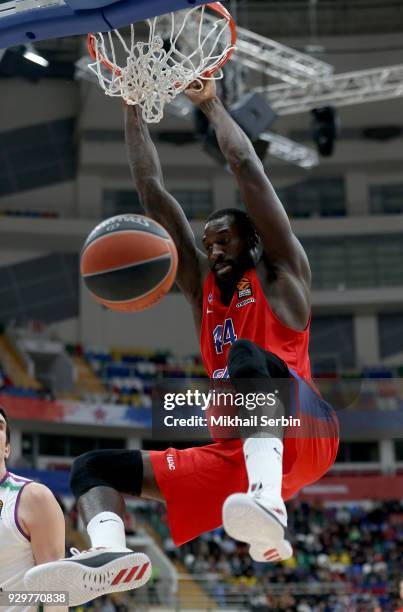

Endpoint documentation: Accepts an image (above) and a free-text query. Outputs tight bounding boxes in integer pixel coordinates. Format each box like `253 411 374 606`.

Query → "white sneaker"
24 547 152 606
222 492 292 563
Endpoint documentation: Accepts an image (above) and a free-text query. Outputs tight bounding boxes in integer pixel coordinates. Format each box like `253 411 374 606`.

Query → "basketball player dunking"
0 408 67 612
26 80 339 602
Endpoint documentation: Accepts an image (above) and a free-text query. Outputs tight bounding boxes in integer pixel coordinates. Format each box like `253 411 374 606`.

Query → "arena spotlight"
23 43 49 67
311 106 339 157
0 46 48 80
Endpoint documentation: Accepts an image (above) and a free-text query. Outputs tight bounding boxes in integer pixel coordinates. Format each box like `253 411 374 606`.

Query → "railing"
114 575 354 611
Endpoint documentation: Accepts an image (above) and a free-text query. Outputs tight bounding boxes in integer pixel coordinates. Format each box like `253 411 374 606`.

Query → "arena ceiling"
238 0 403 37
0 0 402 79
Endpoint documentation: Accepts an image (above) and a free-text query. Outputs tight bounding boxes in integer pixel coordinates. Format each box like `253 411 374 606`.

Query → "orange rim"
88 32 122 76
87 1 236 78
202 2 237 78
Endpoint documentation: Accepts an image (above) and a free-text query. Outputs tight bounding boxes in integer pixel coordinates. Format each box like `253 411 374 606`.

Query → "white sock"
243 437 283 499
86 512 127 549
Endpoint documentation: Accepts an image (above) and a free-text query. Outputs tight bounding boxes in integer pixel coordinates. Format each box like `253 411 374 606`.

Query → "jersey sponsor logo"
208 292 213 305
236 297 256 309
166 454 176 471
237 277 253 299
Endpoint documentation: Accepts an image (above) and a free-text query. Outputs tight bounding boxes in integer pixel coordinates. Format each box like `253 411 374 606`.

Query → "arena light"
23 43 49 67
311 106 339 157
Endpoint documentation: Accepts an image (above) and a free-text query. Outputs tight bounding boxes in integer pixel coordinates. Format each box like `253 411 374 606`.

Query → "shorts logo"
237 277 252 299
208 292 213 305
212 367 229 379
236 297 256 309
166 454 176 471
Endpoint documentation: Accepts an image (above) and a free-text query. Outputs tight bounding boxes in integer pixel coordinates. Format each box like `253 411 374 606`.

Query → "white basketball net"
88 5 235 123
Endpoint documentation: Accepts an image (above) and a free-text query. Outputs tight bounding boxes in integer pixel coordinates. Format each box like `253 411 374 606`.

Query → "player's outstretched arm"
19 482 68 612
124 104 207 305
185 82 311 287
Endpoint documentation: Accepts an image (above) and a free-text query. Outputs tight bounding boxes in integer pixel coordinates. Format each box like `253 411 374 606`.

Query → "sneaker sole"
24 552 151 606
222 493 292 562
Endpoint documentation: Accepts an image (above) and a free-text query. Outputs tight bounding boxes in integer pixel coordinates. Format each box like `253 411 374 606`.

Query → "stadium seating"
74 345 207 406
147 499 403 611
3 332 403 411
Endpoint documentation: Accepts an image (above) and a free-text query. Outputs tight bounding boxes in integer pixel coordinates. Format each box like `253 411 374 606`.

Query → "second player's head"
0 406 11 469
203 209 260 285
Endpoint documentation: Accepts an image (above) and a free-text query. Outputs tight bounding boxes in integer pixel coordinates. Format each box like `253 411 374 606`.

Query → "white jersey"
0 471 36 612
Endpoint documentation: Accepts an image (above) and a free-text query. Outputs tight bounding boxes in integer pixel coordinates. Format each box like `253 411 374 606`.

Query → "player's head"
203 209 260 284
0 406 10 466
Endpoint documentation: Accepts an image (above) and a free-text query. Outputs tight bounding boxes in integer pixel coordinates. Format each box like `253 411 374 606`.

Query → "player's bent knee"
70 449 143 500
228 339 263 378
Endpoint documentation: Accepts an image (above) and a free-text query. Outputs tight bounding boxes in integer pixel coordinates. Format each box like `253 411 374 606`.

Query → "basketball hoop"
87 2 237 123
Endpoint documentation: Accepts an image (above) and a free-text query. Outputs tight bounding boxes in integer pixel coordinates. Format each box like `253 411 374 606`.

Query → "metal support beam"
256 64 403 115
204 15 334 86
260 132 319 168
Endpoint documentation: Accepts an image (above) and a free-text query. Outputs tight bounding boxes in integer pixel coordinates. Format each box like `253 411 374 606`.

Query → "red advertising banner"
0 394 150 428
0 394 65 421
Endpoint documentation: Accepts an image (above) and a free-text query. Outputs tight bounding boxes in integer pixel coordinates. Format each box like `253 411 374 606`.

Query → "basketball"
80 214 178 312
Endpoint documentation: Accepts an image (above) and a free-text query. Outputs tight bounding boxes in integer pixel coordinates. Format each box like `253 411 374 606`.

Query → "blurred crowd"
44 483 403 611
157 499 403 611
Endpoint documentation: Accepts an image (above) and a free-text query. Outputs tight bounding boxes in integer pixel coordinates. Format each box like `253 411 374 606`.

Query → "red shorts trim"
150 433 339 546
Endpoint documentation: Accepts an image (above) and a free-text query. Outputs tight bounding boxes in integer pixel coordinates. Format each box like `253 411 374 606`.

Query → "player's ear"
4 442 10 460
250 235 263 264
246 232 257 250
247 229 260 248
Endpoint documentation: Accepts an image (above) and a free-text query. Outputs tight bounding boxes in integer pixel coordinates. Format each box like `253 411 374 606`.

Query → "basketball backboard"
0 0 211 48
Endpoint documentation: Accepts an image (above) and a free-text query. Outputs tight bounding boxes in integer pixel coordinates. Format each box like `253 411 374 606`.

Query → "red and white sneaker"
24 547 152 606
222 492 293 563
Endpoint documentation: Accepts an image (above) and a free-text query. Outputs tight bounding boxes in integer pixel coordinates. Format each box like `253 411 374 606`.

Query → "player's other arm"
19 483 68 612
186 82 311 286
124 105 206 304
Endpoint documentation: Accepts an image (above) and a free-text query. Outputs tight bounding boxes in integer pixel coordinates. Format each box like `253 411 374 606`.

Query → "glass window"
0 118 76 197
336 441 379 463
39 434 67 456
0 253 78 326
370 184 403 214
171 190 213 220
277 177 346 218
38 434 125 457
378 314 403 359
395 440 403 462
103 189 213 220
103 190 142 217
68 436 97 457
21 433 34 457
310 315 355 372
302 234 403 290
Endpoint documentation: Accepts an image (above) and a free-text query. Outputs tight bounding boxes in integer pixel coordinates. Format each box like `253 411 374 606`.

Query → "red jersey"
150 271 338 547
200 268 312 380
